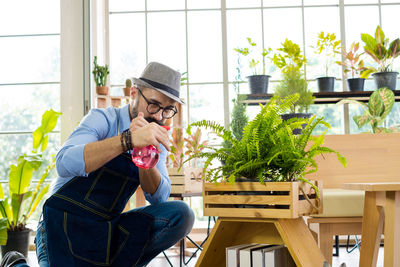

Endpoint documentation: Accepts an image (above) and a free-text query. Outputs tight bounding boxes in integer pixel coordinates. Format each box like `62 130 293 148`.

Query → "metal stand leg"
333 235 339 256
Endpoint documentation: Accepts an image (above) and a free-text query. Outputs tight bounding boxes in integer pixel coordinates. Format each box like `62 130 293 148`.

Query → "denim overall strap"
43 110 154 267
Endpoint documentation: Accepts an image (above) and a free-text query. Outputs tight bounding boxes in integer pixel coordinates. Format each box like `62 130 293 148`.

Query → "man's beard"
131 100 165 126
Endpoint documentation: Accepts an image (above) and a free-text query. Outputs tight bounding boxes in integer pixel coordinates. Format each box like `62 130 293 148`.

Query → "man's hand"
130 112 170 153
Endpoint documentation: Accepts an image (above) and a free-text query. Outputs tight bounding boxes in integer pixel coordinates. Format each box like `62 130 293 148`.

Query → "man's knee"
170 201 195 236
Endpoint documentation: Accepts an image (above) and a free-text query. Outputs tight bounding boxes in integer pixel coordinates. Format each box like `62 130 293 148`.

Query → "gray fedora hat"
132 62 184 104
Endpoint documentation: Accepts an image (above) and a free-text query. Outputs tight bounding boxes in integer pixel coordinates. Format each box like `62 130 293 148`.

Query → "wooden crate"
168 167 203 194
203 181 322 219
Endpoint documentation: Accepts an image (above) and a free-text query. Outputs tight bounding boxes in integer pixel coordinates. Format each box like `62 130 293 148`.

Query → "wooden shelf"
239 90 400 105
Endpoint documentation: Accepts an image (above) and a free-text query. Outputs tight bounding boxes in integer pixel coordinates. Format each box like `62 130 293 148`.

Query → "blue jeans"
35 200 194 267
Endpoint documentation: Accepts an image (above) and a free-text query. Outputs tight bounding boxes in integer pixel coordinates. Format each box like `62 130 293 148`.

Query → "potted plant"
92 56 110 95
235 37 272 94
272 39 315 133
185 95 346 215
360 25 400 91
337 87 399 133
336 42 367 91
123 78 132 97
312 32 341 92
168 127 207 194
0 109 61 257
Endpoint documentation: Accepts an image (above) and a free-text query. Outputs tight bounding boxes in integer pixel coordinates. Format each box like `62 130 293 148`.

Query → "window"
107 0 400 224
0 0 61 223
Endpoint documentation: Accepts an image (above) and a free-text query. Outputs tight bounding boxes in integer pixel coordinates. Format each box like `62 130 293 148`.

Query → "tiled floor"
26 246 384 267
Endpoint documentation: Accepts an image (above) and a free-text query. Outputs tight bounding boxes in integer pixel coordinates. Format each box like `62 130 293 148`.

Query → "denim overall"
42 113 155 267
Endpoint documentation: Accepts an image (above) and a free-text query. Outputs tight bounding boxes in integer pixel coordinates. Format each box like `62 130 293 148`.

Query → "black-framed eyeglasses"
138 89 178 119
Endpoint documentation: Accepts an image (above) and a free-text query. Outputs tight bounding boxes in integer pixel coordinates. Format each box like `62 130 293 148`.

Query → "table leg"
359 191 385 267
276 218 326 266
384 191 400 267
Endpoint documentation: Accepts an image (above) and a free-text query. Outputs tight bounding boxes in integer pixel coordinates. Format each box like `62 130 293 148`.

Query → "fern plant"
184 95 346 191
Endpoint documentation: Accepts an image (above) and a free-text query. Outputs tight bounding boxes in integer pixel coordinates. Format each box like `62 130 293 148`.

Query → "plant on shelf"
92 56 110 95
360 25 400 90
184 126 208 168
336 42 367 91
272 39 314 119
0 109 61 256
312 32 341 92
123 78 132 97
221 58 249 152
337 87 399 133
184 94 346 193
169 128 185 168
234 37 272 94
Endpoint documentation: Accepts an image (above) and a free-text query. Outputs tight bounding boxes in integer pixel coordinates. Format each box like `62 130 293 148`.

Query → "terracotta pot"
96 86 109 95
123 87 131 97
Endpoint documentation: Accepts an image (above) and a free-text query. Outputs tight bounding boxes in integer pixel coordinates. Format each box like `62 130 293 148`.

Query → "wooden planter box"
168 167 203 194
203 181 322 219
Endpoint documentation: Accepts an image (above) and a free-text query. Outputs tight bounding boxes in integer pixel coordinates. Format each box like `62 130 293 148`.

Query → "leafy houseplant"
185 95 346 195
93 56 110 95
0 109 61 256
235 37 272 94
360 25 400 90
337 87 398 133
312 32 341 92
336 42 367 91
273 39 314 130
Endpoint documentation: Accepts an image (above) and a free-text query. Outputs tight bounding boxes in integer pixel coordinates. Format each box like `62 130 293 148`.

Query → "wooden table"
195 217 326 267
342 182 400 267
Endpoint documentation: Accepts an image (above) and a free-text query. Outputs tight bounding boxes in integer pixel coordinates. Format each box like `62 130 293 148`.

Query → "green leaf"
40 135 49 152
353 114 372 129
26 184 49 222
368 90 385 116
11 192 32 225
0 218 8 245
0 199 13 226
9 155 42 195
0 185 4 200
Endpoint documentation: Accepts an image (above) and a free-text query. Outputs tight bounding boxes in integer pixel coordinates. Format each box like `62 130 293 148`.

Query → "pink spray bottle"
131 126 170 169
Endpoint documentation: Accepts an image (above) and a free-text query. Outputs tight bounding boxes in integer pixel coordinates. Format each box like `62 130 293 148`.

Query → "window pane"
109 13 146 85
345 0 377 3
188 11 222 83
304 7 341 80
187 0 220 9
0 0 59 35
227 10 262 81
226 0 261 8
0 84 60 132
109 0 145 12
382 5 400 73
263 0 301 7
0 133 60 183
189 84 224 125
0 36 60 83
308 104 344 134
304 0 338 5
345 6 379 47
264 7 303 81
147 12 186 73
147 0 184 10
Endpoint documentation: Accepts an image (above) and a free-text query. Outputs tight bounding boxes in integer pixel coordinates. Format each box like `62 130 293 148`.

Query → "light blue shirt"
52 104 171 204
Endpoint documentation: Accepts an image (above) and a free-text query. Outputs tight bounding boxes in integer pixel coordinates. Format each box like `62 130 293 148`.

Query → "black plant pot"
316 77 335 92
372 71 399 91
1 229 31 258
247 75 270 94
347 78 365 92
281 113 312 135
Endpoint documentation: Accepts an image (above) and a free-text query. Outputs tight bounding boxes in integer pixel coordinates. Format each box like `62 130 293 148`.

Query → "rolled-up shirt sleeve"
56 109 111 178
143 145 171 204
